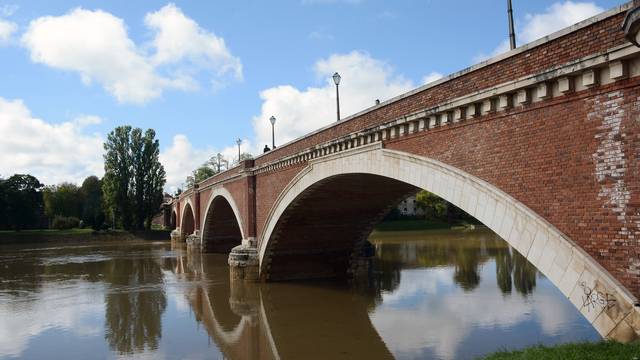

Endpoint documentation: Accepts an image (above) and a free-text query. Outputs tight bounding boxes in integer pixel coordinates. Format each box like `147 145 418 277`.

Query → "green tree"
185 164 217 188
3 174 44 230
103 126 166 230
139 129 166 229
0 176 6 229
81 176 105 230
103 126 133 229
43 182 83 220
415 190 448 219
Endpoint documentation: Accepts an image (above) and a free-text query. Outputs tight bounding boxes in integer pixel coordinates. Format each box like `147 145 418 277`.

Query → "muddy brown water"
0 228 598 359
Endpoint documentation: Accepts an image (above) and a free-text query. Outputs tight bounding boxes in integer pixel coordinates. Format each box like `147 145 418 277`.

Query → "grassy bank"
374 219 470 231
482 341 640 359
0 228 94 236
0 228 171 244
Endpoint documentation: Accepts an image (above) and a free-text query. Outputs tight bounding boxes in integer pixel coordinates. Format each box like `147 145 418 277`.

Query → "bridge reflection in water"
166 228 597 359
168 244 394 360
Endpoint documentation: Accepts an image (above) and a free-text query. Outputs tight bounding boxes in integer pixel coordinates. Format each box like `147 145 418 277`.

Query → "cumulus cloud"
21 4 241 104
145 4 242 79
252 51 415 150
0 96 104 185
474 1 603 62
0 18 16 43
159 135 213 193
158 134 251 193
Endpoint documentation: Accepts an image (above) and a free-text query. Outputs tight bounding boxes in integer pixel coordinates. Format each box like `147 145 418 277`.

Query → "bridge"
167 3 640 342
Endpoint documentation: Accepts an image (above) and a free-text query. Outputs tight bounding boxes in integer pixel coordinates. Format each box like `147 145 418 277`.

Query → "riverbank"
374 218 476 231
481 341 640 359
0 228 171 244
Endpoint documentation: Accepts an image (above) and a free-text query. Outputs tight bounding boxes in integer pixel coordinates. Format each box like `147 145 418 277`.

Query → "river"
0 228 598 359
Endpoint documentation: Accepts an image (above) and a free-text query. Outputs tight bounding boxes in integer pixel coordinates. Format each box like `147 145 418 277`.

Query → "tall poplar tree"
103 126 166 230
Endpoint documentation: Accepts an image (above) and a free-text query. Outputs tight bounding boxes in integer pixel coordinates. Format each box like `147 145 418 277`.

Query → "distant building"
397 194 424 217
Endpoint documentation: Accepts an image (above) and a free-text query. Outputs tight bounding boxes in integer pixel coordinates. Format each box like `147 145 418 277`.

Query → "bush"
51 216 80 230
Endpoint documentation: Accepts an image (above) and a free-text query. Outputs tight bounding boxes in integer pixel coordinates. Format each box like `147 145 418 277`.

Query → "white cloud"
0 18 16 43
159 135 213 193
159 134 252 192
252 51 415 150
520 1 603 42
145 3 242 80
474 1 603 62
0 97 104 185
22 4 241 104
422 71 443 85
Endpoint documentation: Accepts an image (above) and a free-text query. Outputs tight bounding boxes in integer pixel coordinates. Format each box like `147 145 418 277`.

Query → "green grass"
0 228 94 236
482 341 640 360
374 219 456 231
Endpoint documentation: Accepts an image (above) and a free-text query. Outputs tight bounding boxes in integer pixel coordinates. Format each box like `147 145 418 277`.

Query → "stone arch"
258 144 640 341
201 188 245 253
170 210 177 230
180 200 196 239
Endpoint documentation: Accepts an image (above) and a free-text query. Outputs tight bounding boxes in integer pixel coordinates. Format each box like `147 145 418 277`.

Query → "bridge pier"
185 230 202 251
170 227 182 242
228 238 259 281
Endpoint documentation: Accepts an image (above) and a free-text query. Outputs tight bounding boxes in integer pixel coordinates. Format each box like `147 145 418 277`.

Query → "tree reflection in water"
371 228 538 299
103 256 167 354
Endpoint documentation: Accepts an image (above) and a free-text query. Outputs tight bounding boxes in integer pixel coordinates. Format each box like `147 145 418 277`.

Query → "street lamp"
333 72 341 122
236 138 242 162
216 153 222 172
269 116 276 149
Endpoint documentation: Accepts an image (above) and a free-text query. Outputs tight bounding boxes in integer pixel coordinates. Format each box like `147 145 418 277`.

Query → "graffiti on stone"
579 281 616 312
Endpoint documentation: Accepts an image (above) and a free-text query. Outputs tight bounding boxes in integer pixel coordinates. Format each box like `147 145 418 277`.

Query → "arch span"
170 210 177 230
201 188 245 253
180 200 196 239
258 144 640 340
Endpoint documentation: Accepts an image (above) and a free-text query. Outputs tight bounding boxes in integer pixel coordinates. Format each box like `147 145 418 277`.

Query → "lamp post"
507 0 516 50
216 153 222 172
236 138 241 162
269 116 276 149
333 72 341 122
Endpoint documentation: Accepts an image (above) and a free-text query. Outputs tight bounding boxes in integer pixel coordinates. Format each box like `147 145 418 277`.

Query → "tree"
103 126 133 229
185 164 217 188
415 190 448 219
81 176 105 230
0 176 6 230
103 126 166 230
3 174 44 230
43 182 83 220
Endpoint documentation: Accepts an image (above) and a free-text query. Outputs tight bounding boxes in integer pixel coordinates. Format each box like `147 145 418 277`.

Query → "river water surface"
0 228 598 359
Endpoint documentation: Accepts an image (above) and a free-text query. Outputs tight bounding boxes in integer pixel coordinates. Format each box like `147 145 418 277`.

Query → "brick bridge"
167 3 640 341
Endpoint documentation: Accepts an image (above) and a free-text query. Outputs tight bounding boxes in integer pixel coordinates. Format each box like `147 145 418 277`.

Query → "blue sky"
0 0 623 191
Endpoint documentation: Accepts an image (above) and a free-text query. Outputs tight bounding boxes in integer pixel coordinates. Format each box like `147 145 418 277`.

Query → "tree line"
0 126 167 231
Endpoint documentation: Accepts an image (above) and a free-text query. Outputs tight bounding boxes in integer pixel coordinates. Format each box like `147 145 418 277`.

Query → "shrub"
51 216 80 230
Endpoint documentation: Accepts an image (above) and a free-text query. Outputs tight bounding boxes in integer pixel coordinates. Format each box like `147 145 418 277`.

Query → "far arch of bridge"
201 187 246 244
258 143 639 340
180 197 196 236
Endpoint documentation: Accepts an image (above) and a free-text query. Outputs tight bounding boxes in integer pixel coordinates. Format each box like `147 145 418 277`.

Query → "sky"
0 0 624 192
